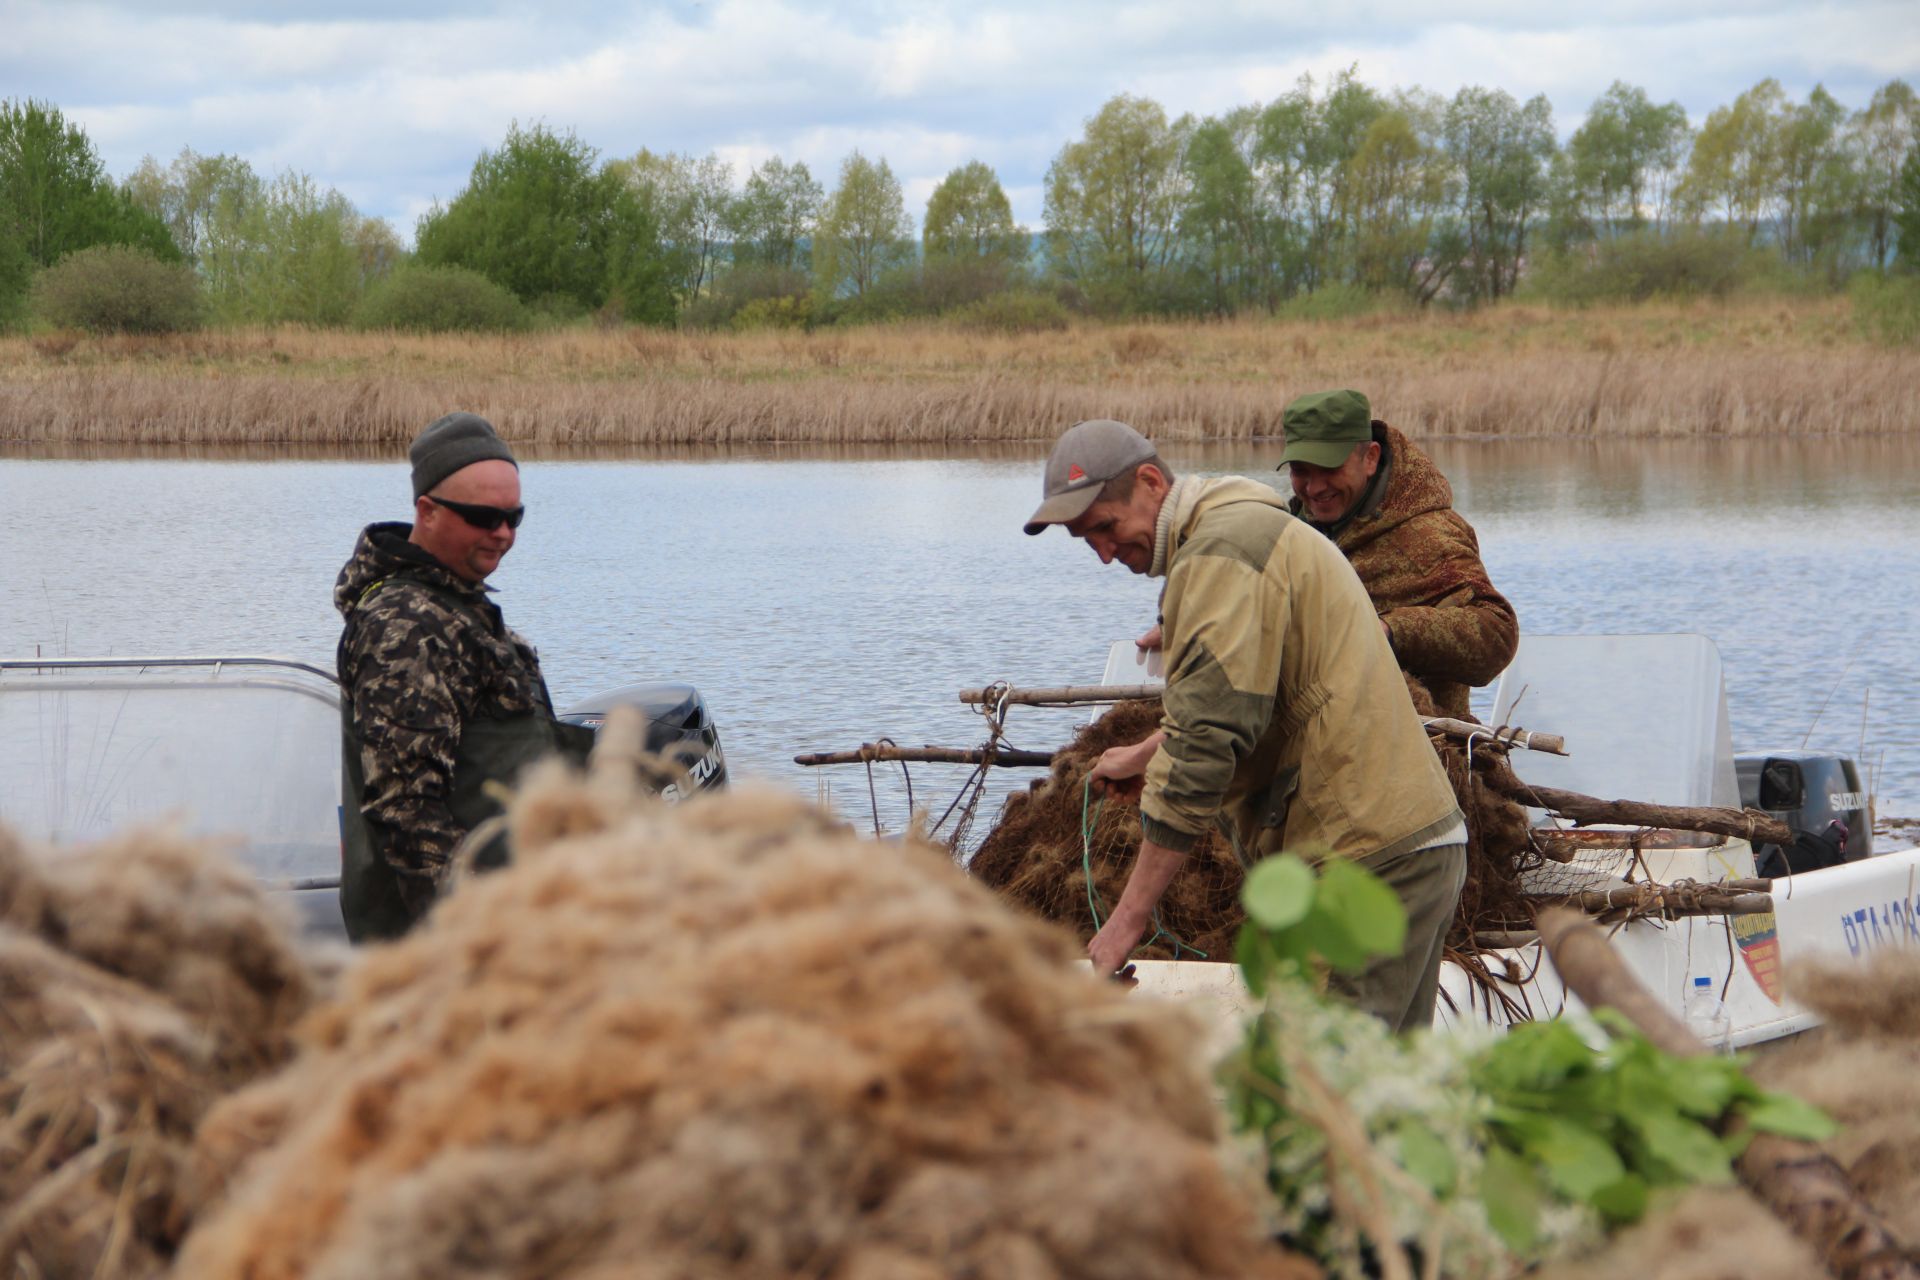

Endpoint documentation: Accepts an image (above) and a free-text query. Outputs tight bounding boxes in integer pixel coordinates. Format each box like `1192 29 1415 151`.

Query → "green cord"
1079 776 1208 960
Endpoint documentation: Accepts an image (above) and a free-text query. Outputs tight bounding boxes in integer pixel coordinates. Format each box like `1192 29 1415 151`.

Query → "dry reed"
177 745 1312 1280
1 298 1910 448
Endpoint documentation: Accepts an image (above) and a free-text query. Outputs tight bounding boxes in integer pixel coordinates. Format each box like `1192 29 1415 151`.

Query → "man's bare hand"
1088 909 1148 981
1136 623 1163 651
1089 732 1163 802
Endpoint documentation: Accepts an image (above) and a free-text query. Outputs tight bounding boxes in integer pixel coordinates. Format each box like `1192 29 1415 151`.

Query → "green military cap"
1279 389 1372 469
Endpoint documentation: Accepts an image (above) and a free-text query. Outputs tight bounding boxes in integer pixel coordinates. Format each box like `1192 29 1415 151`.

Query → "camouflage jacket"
334 522 555 911
1292 423 1518 719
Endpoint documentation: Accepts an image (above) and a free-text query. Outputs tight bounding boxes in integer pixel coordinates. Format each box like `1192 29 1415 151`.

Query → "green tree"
814 150 914 299
923 160 1025 262
727 156 822 273
1680 79 1787 241
0 98 178 321
1850 80 1918 268
1043 93 1191 311
1445 86 1557 300
237 172 377 325
1896 149 1920 272
416 122 672 323
613 148 735 300
1180 110 1277 313
1561 82 1691 238
123 148 255 265
128 151 397 325
1347 98 1461 304
1775 84 1855 264
0 228 30 327
1252 69 1388 292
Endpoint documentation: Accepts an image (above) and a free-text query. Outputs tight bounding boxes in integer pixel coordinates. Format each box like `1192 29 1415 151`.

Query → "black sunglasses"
426 494 525 531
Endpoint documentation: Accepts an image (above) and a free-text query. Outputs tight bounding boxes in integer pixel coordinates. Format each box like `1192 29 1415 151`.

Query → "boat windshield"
0 658 341 881
1492 633 1739 811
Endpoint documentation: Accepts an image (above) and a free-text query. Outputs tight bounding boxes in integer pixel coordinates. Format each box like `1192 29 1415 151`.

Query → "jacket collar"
1152 475 1290 577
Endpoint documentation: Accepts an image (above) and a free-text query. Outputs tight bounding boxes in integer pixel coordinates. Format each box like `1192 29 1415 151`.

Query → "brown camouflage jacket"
334 522 554 911
1291 422 1518 719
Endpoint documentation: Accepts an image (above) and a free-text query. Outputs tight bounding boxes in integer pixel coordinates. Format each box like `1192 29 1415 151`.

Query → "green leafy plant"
1222 852 1837 1277
1471 1013 1834 1251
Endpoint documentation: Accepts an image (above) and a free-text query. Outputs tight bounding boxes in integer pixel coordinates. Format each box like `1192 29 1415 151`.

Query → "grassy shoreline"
1 298 1912 448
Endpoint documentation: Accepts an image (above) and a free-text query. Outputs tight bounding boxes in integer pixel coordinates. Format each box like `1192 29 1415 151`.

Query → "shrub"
1272 283 1384 322
1524 229 1761 305
30 244 203 333
525 290 590 327
950 289 1072 334
351 265 527 332
1850 271 1920 345
680 264 811 330
731 295 813 331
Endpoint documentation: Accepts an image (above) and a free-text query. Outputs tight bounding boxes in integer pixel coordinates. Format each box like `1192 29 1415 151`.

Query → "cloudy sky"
5 0 1916 238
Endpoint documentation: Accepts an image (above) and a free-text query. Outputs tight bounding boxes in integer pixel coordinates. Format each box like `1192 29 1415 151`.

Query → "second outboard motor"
559 682 728 800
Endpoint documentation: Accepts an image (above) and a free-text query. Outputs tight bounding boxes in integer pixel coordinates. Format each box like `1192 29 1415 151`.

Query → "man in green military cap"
1279 388 1517 721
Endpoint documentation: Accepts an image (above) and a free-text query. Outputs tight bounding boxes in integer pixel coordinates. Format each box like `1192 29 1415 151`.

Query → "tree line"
3 71 1918 334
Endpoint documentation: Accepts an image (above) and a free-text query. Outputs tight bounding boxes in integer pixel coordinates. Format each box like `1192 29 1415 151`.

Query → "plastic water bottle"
1684 976 1733 1054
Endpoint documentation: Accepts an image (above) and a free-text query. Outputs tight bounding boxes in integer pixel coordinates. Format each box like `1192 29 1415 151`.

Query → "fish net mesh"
970 677 1555 959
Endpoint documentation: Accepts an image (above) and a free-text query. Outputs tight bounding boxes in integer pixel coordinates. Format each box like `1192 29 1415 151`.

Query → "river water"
3 437 1917 836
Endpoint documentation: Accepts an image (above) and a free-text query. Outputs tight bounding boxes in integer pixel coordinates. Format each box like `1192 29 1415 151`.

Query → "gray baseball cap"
1023 419 1157 536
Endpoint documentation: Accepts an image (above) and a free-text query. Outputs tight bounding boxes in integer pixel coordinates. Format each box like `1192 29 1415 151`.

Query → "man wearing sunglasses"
333 412 589 941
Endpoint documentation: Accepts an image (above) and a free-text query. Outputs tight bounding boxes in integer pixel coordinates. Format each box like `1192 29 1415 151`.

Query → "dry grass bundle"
176 763 1313 1280
1536 1185 1826 1280
0 825 317 1278
967 701 1247 962
1749 948 1920 1243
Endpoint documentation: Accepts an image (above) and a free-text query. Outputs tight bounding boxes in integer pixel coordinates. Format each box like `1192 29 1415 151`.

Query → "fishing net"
966 700 1246 961
177 748 1316 1280
0 824 319 1280
968 683 1548 964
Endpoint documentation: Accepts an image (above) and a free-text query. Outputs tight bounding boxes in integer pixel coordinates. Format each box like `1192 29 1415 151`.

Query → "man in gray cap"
333 412 588 941
1027 419 1466 1030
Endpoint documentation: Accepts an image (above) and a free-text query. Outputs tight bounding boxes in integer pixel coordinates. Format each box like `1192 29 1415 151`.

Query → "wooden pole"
1490 776 1794 846
1561 886 1775 918
957 684 1161 707
954 686 1565 756
1537 908 1920 1280
793 744 1055 768
1421 717 1567 756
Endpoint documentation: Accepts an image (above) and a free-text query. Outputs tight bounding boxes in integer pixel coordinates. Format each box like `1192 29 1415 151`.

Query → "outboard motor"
558 682 728 800
1735 750 1872 877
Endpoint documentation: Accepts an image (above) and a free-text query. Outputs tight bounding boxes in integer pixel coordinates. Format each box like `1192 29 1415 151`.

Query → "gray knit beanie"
409 412 517 498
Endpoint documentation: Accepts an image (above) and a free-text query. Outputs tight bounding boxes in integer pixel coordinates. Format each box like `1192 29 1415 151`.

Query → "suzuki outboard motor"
558 682 728 800
1736 750 1872 877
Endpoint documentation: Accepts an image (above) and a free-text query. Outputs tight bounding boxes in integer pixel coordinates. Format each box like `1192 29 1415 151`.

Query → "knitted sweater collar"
1147 476 1204 579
